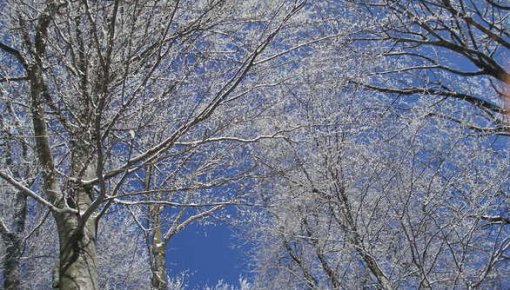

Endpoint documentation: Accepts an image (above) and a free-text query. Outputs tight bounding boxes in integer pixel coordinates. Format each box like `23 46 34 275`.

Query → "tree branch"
0 171 76 214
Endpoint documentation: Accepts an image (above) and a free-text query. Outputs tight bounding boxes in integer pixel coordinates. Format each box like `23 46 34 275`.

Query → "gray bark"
3 192 26 290
3 231 23 290
149 205 168 290
1 116 28 290
52 140 99 290
53 212 98 290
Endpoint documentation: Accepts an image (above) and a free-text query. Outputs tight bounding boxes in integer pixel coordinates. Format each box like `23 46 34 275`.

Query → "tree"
246 87 509 289
1 1 508 289
0 202 152 289
0 0 305 288
0 96 34 289
242 26 510 287
348 0 510 135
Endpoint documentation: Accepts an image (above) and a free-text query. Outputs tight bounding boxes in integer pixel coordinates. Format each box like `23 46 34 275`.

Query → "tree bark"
26 35 100 287
3 233 23 290
52 141 99 290
27 70 99 289
150 205 168 290
3 192 26 290
1 120 28 290
355 247 393 290
150 242 168 290
53 211 99 290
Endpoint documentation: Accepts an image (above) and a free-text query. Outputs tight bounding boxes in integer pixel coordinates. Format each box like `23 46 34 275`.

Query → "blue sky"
168 222 251 288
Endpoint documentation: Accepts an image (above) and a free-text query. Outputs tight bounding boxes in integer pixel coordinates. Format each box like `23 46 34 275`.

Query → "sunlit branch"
0 171 76 214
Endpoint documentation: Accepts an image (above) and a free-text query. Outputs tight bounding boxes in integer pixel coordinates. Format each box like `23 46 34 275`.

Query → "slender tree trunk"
355 247 393 290
331 191 393 290
3 192 26 290
2 135 28 290
150 241 168 290
3 233 23 290
302 218 340 289
150 205 168 290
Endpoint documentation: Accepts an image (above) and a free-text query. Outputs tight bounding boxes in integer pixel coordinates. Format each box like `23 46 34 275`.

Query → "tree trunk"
2 191 26 290
356 247 393 290
1 114 28 290
150 241 168 290
3 233 22 290
150 205 168 290
2 183 27 290
53 213 98 290
53 148 99 290
24 3 100 287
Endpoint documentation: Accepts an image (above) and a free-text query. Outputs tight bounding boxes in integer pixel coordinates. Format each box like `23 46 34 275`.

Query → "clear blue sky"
167 222 251 288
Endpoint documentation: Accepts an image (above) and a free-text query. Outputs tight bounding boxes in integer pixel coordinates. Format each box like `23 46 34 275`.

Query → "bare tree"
348 0 510 135
0 81 35 289
243 45 510 288
2 1 508 289
0 0 305 288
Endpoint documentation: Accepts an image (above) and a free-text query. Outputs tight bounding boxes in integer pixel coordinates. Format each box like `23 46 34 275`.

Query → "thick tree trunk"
50 140 99 289
53 212 99 290
24 3 100 288
53 167 98 289
52 145 99 290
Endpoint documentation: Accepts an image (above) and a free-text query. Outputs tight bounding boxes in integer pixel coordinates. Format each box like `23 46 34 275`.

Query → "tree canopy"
0 0 508 289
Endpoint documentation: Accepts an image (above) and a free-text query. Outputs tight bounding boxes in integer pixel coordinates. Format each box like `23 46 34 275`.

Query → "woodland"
0 0 509 289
